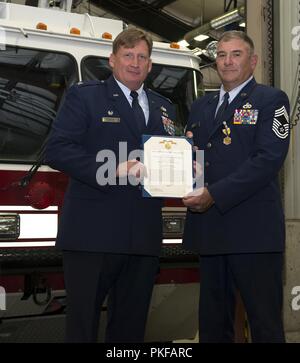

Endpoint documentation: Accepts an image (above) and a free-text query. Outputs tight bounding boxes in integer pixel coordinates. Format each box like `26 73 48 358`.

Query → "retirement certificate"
142 135 193 198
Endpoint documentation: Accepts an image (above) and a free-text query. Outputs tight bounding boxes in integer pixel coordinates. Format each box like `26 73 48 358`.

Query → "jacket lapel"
145 89 162 133
209 78 257 137
106 76 141 140
204 93 219 136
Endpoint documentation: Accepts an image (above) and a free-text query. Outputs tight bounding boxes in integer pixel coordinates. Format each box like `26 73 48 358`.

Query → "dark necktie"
214 92 229 125
130 91 146 132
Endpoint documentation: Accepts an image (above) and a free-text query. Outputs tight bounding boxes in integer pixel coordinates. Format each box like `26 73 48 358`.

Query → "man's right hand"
116 160 147 181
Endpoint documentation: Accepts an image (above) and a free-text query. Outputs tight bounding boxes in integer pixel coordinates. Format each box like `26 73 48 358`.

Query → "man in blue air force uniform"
183 31 290 343
45 28 175 343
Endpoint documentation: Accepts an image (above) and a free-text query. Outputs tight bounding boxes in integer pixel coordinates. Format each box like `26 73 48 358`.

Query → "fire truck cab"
0 2 202 342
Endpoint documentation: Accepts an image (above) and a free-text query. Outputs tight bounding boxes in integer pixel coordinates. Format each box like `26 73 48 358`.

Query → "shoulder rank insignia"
272 106 289 139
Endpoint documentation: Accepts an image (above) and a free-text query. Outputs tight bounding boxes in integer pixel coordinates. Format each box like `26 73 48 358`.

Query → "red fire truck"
0 2 203 342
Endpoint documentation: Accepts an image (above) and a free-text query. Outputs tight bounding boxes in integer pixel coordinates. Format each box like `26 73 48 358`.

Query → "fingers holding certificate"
142 135 197 198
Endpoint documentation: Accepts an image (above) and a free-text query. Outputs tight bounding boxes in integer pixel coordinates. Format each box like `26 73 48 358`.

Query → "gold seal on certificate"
142 135 193 198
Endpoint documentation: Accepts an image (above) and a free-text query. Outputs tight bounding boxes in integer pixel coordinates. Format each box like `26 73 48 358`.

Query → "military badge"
222 121 231 145
162 116 175 136
233 109 259 125
272 106 289 139
101 110 120 122
243 102 252 109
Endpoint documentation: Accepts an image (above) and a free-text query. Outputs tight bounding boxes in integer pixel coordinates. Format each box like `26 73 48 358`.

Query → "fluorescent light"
177 39 189 47
194 34 209 42
210 8 244 29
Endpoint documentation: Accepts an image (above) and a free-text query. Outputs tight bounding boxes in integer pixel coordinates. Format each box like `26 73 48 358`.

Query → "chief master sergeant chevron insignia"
272 106 289 139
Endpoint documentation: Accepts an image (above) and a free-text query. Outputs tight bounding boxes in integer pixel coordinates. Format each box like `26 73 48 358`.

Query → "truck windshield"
0 46 78 163
81 56 203 135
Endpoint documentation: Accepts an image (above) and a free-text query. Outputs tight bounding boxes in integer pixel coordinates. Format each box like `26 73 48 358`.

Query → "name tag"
233 109 259 125
101 117 121 123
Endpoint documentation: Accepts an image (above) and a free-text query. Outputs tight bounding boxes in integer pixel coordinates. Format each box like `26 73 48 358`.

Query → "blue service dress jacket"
183 78 290 255
45 76 175 256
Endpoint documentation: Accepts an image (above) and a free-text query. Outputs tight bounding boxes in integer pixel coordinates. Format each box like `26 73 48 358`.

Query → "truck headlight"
0 214 20 240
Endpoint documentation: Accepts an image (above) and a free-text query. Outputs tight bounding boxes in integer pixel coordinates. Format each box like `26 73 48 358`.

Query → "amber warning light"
102 32 113 40
36 22 47 30
170 42 180 49
70 27 81 35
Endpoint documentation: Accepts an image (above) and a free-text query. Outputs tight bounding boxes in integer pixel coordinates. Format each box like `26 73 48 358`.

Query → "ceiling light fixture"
194 34 209 42
177 39 189 47
210 7 245 29
184 6 245 45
